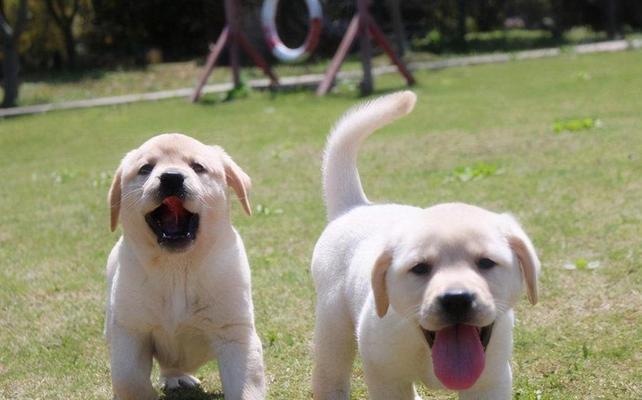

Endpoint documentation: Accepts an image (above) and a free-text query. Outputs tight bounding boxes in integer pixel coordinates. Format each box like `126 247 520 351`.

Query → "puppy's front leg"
362 360 417 400
459 386 511 400
110 323 156 400
215 326 266 400
458 362 511 400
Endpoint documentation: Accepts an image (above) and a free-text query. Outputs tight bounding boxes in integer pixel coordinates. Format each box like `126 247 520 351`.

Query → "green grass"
1 50 641 399
18 28 641 108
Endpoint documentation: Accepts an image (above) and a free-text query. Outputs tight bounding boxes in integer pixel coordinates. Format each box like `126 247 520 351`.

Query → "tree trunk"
550 0 563 40
45 0 79 69
0 0 27 108
457 0 467 48
606 0 618 39
2 39 19 108
62 25 76 68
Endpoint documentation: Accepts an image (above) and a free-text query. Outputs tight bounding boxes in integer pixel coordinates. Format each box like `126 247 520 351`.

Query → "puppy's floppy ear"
108 166 122 232
371 250 393 318
221 151 252 216
503 214 541 305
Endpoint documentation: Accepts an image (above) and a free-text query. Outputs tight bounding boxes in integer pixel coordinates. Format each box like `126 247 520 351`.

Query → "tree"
457 0 466 45
605 0 618 39
44 0 79 68
0 0 28 108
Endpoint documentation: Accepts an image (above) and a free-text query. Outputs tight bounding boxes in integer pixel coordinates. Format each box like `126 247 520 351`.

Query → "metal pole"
357 0 373 96
225 0 241 87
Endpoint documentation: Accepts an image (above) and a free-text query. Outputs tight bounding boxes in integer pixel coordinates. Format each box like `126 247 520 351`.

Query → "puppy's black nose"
159 172 185 197
439 291 475 319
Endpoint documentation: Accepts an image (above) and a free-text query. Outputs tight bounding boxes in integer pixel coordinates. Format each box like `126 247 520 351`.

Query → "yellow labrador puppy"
105 133 265 400
311 92 540 400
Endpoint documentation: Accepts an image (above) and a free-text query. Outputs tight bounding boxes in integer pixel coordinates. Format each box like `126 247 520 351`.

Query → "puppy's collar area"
145 196 199 251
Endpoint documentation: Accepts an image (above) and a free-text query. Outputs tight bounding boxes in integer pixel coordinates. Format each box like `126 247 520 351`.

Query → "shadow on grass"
325 83 421 100
160 386 224 400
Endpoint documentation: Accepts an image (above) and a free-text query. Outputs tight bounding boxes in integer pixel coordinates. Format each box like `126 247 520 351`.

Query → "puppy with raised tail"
106 134 265 400
311 91 540 399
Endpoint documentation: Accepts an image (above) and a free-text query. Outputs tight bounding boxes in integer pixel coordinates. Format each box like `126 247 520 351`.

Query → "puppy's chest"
143 281 221 336
150 292 216 369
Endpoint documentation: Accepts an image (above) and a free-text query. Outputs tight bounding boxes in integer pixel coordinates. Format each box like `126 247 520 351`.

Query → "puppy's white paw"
161 374 201 390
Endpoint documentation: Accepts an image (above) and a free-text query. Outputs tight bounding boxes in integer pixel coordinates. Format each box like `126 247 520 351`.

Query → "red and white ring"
262 0 322 63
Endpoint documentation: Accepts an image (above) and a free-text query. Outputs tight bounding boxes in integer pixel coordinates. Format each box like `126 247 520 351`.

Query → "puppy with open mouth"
311 92 540 399
105 134 265 400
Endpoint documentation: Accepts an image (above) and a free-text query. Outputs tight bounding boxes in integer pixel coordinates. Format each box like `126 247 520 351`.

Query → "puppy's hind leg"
312 299 356 400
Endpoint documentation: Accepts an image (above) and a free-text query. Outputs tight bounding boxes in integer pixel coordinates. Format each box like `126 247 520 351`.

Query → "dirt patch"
0 232 10 243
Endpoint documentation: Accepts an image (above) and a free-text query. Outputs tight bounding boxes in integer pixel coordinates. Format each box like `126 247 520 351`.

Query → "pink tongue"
161 196 187 232
431 324 485 390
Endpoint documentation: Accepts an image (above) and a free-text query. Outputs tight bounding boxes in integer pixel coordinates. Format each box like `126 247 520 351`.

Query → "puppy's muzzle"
422 290 494 351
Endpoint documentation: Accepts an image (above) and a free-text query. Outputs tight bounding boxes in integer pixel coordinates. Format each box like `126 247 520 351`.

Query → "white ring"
262 0 322 63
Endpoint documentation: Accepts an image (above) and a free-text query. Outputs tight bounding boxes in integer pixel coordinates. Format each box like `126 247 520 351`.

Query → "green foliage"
564 26 607 43
412 29 443 50
553 117 600 133
8 0 642 73
411 27 611 55
254 204 284 216
224 81 251 102
15 0 93 70
447 162 502 182
563 258 601 270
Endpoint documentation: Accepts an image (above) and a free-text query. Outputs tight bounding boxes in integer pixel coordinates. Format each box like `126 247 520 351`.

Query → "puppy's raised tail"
322 91 417 221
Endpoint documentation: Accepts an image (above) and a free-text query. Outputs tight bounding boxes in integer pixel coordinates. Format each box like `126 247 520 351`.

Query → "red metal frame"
316 0 415 96
191 0 279 102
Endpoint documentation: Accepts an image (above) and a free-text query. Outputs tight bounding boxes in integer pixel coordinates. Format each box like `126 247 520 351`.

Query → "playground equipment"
316 0 415 96
191 0 278 102
262 0 322 63
191 0 415 101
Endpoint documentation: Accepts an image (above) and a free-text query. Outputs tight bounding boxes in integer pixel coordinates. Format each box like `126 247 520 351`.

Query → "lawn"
1 50 641 399
17 30 642 107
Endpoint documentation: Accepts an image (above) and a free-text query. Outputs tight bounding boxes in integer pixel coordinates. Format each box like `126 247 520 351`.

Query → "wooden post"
190 28 229 102
316 0 415 96
315 16 360 96
367 15 415 85
192 0 278 102
225 0 241 87
357 0 373 96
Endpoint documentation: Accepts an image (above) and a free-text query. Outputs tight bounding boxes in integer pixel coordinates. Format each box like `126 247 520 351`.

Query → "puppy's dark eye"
138 164 154 175
191 162 205 173
477 258 497 270
410 263 431 275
